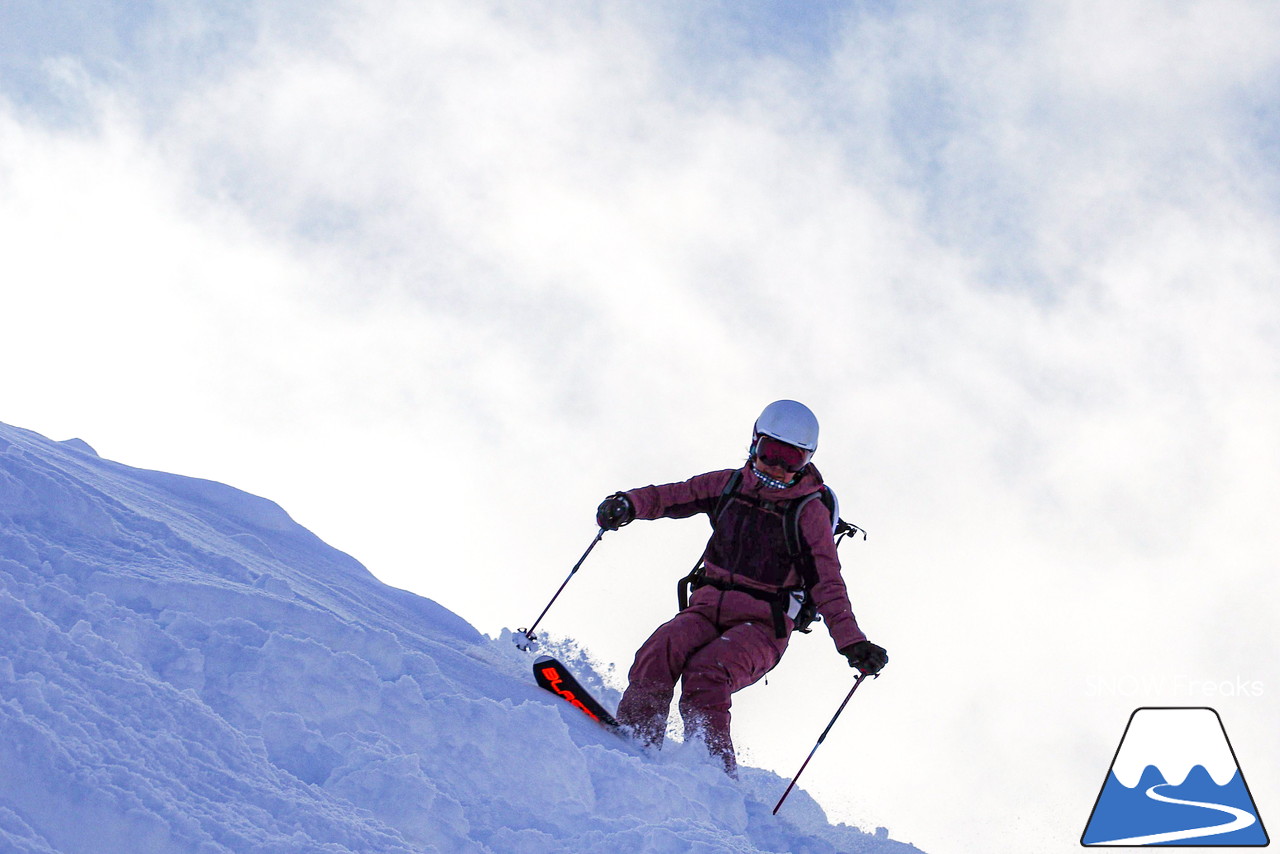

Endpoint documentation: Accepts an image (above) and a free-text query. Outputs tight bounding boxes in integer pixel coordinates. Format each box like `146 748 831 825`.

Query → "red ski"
533 656 619 729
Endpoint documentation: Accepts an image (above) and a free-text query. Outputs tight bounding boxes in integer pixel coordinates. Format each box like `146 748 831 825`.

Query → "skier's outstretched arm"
598 468 738 528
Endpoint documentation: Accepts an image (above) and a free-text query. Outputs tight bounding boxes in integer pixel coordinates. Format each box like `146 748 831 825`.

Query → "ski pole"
516 528 607 651
773 672 869 815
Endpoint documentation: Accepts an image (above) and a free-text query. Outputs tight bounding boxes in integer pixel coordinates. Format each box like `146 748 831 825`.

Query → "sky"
2 1 1279 851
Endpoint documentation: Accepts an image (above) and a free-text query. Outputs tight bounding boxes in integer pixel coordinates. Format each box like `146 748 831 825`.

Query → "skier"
595 400 887 776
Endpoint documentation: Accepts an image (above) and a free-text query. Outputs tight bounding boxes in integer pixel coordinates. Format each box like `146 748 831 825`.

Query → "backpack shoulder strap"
709 468 743 529
784 487 833 556
785 485 867 583
677 468 744 609
783 488 831 593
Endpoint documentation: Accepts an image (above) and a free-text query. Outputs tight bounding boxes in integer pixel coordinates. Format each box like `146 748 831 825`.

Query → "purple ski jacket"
623 464 868 651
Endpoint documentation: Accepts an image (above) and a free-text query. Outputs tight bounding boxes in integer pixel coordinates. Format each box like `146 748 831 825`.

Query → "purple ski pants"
615 593 790 774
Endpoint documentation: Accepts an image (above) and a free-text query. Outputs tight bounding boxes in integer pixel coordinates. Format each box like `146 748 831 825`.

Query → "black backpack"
677 469 865 638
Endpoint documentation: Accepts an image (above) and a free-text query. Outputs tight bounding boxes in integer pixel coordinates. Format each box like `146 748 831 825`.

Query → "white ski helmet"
753 400 819 452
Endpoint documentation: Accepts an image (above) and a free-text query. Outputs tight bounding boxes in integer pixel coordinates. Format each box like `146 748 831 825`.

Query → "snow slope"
0 422 923 854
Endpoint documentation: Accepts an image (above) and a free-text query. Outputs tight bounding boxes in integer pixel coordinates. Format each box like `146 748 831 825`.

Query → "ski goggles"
754 435 812 472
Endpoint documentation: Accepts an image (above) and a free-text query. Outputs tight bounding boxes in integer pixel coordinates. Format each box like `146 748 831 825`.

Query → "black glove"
596 493 635 530
839 640 888 675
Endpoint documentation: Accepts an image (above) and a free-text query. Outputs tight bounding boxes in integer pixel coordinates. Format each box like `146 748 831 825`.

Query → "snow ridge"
0 422 922 854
